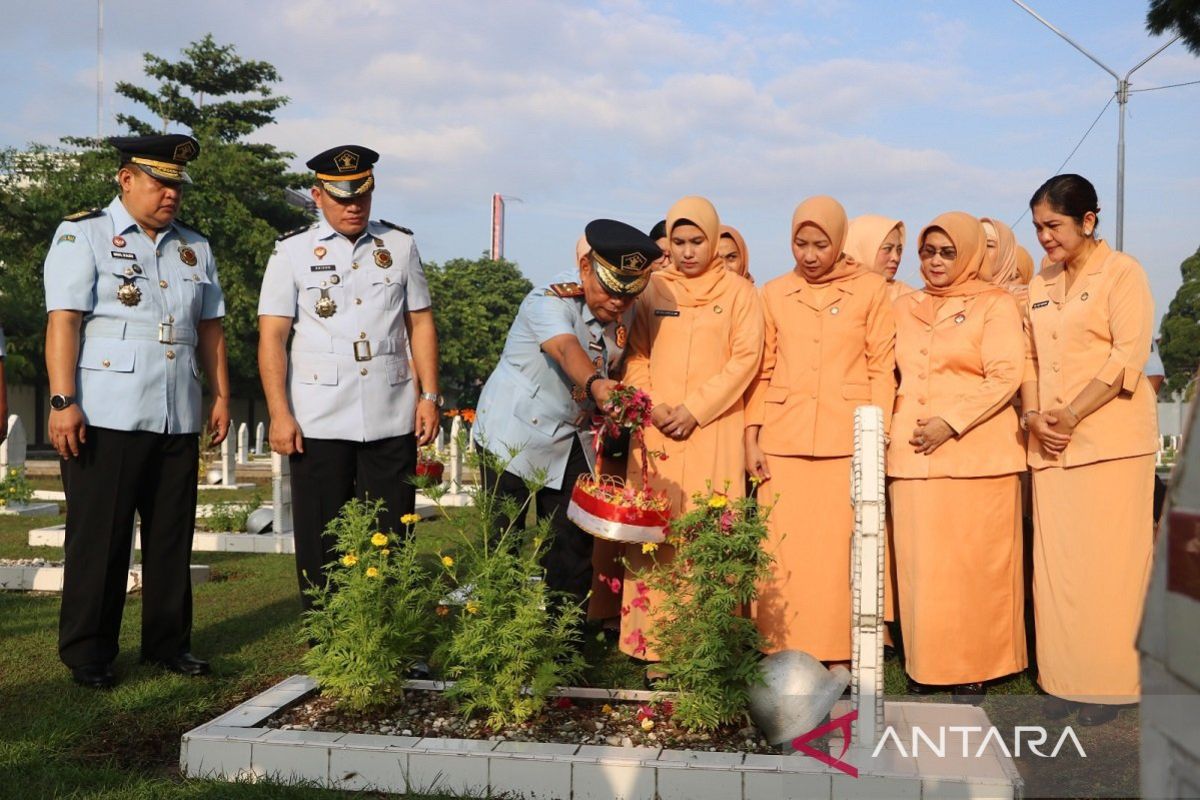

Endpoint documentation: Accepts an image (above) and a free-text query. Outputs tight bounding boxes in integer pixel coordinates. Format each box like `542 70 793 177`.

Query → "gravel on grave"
266 689 778 754
0 558 61 567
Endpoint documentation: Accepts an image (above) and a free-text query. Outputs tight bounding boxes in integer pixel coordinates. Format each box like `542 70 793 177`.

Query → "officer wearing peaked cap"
258 145 441 613
43 133 230 688
473 219 659 608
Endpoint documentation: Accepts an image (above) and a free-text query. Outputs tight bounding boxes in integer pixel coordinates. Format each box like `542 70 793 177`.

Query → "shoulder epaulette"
546 282 585 299
63 207 104 222
379 220 413 235
277 222 317 242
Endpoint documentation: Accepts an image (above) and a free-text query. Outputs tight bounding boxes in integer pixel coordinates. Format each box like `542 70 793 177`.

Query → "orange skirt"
755 454 853 661
891 474 1027 685
1032 455 1154 704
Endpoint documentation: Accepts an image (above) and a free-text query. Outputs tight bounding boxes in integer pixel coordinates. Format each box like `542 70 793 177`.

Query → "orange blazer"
888 287 1025 478
747 270 896 457
1023 240 1158 469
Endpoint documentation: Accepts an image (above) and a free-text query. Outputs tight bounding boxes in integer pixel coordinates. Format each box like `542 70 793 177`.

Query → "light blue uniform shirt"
473 270 633 489
43 196 225 434
258 218 431 442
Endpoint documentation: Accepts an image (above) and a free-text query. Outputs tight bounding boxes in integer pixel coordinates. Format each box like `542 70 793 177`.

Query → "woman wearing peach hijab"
845 214 913 302
746 196 896 662
981 217 1033 306
889 212 1027 703
718 224 753 283
618 196 765 663
1021 174 1157 726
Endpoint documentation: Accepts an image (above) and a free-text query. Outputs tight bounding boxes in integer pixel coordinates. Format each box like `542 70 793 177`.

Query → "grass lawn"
0 504 1139 798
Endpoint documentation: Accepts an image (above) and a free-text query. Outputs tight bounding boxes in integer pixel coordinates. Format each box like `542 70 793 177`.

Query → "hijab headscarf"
979 217 1019 285
917 212 994 298
844 214 905 280
719 224 752 282
791 195 858 285
1015 245 1034 284
660 196 730 306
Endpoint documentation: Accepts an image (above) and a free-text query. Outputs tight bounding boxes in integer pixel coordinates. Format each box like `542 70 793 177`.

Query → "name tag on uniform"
654 309 680 317
310 264 336 272
110 251 136 260
1032 300 1049 309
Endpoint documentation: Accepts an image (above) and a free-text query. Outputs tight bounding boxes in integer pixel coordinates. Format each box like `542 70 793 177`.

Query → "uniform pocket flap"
385 356 410 386
764 385 789 403
842 382 871 400
515 411 563 438
294 356 338 386
79 339 135 372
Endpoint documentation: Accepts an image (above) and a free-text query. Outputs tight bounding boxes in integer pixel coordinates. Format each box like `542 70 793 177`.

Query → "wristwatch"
50 394 75 411
419 392 444 408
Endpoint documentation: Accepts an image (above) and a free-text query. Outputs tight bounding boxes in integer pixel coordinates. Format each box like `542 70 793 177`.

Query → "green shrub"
644 488 774 731
0 467 35 507
300 499 440 710
201 492 261 532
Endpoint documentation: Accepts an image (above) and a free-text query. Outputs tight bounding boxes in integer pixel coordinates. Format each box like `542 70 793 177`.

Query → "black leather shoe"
1076 703 1119 726
1042 696 1078 720
907 677 941 695
952 682 987 705
71 663 116 689
142 652 210 676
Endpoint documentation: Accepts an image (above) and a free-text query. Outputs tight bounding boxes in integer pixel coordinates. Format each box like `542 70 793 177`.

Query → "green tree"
1147 0 1200 56
424 255 532 408
1159 245 1200 394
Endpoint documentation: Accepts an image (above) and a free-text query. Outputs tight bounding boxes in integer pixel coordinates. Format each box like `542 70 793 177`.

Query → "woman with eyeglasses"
618 196 764 665
887 212 1027 703
845 214 913 301
1021 174 1157 726
746 196 896 664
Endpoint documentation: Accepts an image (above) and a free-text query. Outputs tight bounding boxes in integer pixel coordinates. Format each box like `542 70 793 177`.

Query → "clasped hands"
1026 407 1077 455
650 402 698 441
909 416 955 455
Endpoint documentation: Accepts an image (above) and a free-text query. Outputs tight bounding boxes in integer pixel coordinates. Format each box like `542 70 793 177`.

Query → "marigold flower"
341 554 358 567
641 541 658 554
381 548 390 556
441 555 455 568
460 408 476 424
465 600 480 615
436 605 450 616
601 703 613 715
641 718 655 731
400 513 422 526
365 566 379 578
707 494 728 509
371 532 389 547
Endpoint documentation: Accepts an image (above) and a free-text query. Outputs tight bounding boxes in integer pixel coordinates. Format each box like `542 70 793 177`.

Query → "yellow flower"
371 532 389 547
400 513 422 526
601 704 614 715
707 494 728 509
641 542 658 554
341 554 358 567
441 555 455 568
465 600 480 615
641 718 655 731
365 567 379 578
381 548 390 556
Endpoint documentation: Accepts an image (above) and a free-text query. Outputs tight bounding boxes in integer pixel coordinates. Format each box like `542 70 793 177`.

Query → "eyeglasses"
918 245 957 261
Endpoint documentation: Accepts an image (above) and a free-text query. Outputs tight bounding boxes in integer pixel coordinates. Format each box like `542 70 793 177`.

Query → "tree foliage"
1159 245 1200 394
1146 0 1200 56
424 255 532 407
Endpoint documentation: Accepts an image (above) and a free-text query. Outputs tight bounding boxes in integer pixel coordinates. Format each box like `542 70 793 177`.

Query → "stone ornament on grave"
448 416 463 493
254 422 265 455
236 423 249 464
0 415 26 481
221 436 236 486
271 452 294 536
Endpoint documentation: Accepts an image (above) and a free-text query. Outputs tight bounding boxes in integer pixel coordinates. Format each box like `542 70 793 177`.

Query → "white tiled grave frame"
182 676 1023 799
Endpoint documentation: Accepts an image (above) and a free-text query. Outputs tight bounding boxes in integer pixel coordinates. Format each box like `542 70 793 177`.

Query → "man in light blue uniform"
258 145 441 612
473 219 659 607
43 134 230 688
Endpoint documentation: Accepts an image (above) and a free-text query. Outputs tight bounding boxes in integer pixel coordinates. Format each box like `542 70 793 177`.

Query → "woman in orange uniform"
746 196 896 662
1021 174 1157 726
718 224 754 283
889 212 1027 702
618 196 764 662
845 214 912 301
981 217 1033 306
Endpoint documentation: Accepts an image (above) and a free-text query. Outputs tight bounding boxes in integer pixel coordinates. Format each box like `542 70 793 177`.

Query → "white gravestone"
236 423 249 465
272 452 294 536
254 422 265 456
850 404 886 754
0 414 26 481
448 416 464 494
220 436 236 487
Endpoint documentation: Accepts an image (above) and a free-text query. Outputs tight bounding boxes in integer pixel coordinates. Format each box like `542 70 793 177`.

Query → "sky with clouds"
2 0 1198 326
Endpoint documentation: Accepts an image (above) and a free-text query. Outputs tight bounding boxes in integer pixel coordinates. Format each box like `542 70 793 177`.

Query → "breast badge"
117 280 142 307
112 235 126 248
615 324 627 348
314 246 327 259
374 249 393 268
315 290 338 318
179 246 197 266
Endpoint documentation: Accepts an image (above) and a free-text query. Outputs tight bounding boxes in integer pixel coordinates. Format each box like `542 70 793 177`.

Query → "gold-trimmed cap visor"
130 157 192 184
584 218 659 297
594 258 650 296
318 171 374 199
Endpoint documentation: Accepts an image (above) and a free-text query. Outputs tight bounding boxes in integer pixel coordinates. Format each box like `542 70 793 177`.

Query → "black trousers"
480 437 594 606
58 427 199 668
289 435 416 611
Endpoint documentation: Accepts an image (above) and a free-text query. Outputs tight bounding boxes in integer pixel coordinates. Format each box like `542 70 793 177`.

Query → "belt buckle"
158 322 175 344
353 340 372 361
